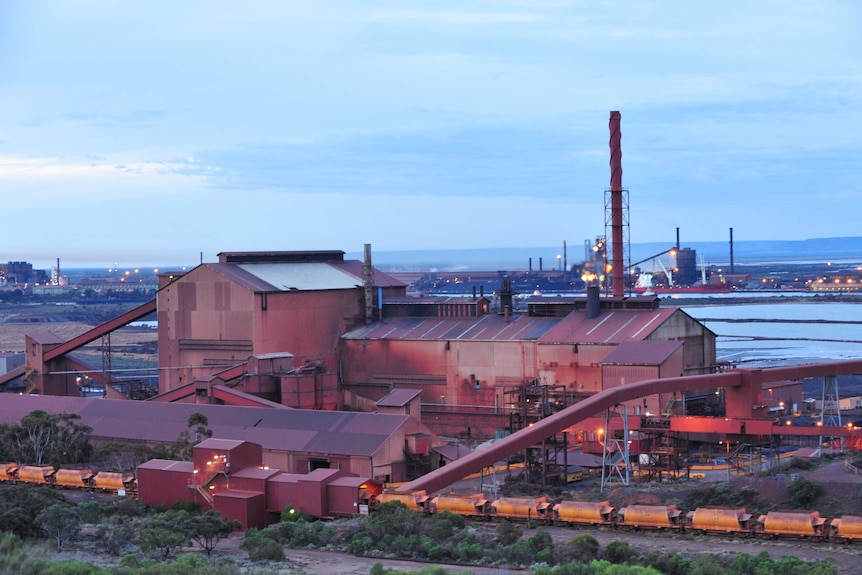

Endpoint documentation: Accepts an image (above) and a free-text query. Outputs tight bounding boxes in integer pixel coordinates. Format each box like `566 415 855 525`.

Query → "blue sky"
1 1 859 269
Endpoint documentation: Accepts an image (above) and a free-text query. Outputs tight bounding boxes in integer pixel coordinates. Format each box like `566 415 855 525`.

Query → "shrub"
495 520 523 545
788 476 824 508
604 540 635 564
555 533 600 564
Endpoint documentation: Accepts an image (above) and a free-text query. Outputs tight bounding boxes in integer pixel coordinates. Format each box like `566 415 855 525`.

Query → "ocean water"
681 300 862 367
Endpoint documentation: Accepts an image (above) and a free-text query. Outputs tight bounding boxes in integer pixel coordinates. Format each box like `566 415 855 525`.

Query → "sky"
1 1 860 270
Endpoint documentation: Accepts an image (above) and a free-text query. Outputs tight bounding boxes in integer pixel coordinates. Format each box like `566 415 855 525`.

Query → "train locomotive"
377 489 862 543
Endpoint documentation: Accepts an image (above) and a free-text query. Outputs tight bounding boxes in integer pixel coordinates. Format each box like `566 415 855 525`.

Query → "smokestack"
609 111 624 298
563 240 567 280
539 257 543 272
729 228 734 274
363 244 374 324
676 227 680 250
529 257 532 272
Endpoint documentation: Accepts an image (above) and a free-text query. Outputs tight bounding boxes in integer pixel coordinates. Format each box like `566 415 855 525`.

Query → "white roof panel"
239 263 361 291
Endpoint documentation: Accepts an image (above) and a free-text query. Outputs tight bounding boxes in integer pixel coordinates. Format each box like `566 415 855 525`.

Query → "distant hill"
350 237 862 272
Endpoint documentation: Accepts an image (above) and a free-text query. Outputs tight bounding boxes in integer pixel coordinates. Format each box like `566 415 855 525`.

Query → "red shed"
137 459 194 508
326 476 382 517
229 466 281 494
214 490 267 530
266 472 302 514
298 468 347 518
192 438 263 482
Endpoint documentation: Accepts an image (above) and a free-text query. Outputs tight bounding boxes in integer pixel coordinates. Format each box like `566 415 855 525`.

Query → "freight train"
377 490 862 544
0 462 137 495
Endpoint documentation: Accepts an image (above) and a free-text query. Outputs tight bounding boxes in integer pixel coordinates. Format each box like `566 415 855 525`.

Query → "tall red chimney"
609 111 624 298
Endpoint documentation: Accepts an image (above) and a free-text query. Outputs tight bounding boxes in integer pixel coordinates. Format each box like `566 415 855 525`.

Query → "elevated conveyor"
400 360 862 495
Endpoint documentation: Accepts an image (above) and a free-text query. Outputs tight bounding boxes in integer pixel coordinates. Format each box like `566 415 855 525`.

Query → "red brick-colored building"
156 250 407 406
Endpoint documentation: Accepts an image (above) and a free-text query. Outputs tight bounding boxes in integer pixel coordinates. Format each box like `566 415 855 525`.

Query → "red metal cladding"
399 359 862 495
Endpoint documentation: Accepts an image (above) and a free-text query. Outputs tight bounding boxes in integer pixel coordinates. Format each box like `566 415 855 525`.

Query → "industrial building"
0 393 442 483
3 110 860 519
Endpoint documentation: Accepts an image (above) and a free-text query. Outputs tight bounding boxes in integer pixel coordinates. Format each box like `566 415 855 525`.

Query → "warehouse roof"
344 307 685 344
200 260 404 293
0 395 424 458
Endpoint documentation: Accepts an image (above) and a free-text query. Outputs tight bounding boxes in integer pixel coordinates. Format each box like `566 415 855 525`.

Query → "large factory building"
150 248 716 441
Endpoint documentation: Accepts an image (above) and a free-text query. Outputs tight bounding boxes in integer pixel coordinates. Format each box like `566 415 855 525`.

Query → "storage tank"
828 515 862 542
432 494 491 517
757 511 827 539
687 507 752 534
54 469 94 488
491 497 551 521
17 465 56 484
618 504 683 530
553 500 615 525
378 489 431 512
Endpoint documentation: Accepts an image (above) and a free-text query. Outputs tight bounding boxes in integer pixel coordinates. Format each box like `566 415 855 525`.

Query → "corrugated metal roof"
138 459 194 472
214 489 262 500
376 388 422 407
232 467 281 480
329 476 367 487
331 260 405 288
238 263 361 291
25 330 65 344
343 313 559 342
205 263 280 292
538 308 679 344
344 308 679 345
202 260 404 293
601 340 684 365
0 395 419 458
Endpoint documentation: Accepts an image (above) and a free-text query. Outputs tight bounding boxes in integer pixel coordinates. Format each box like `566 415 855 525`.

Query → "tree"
0 410 93 466
95 515 136 556
136 510 193 560
170 412 213 460
37 503 82 551
0 483 70 538
189 509 242 557
92 442 155 471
